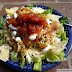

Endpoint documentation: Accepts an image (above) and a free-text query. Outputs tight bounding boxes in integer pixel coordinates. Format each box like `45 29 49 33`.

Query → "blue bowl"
3 5 71 71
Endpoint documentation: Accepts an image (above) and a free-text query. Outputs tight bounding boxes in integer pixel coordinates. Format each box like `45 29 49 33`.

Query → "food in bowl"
0 4 69 71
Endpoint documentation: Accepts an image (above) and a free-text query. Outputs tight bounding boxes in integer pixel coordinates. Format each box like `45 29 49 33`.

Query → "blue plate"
3 5 71 71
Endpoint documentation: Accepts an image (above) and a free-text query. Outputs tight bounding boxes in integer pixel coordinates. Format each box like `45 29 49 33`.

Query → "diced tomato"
51 22 57 31
21 26 28 36
16 15 23 26
42 20 48 28
12 19 17 27
31 16 41 22
23 14 31 22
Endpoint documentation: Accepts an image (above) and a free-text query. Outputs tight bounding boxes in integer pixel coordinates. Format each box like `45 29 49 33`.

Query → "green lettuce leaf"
57 51 65 60
0 38 6 45
50 7 53 14
2 31 7 36
41 55 45 60
60 17 70 24
32 56 41 62
33 61 42 71
45 51 65 62
60 31 68 41
0 16 4 28
28 4 34 9
11 51 18 62
0 34 7 45
20 56 25 69
45 52 59 62
57 31 68 41
42 7 53 15
0 30 7 45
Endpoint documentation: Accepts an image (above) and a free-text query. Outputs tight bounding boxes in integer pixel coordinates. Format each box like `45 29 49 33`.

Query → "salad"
0 4 69 71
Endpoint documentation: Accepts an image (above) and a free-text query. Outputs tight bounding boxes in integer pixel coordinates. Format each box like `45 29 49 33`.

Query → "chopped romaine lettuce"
45 52 59 62
2 31 7 36
57 31 62 37
0 36 2 40
57 31 68 41
11 51 18 62
42 7 53 15
0 37 6 45
28 4 34 9
45 58 66 62
33 61 42 71
0 30 7 45
45 51 65 62
57 51 65 60
41 55 45 60
0 16 4 28
32 56 41 62
60 17 70 24
60 32 68 41
20 56 25 69
50 7 53 14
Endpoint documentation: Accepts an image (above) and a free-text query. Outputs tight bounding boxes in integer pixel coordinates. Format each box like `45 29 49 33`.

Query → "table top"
0 0 72 72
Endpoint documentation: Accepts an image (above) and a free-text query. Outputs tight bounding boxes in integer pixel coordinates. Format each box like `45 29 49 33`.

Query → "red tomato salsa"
7 13 48 37
7 13 49 45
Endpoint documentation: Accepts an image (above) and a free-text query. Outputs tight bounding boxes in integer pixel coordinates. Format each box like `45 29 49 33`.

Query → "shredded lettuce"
50 7 53 14
28 4 34 9
0 16 4 28
60 32 68 41
20 56 25 69
2 31 6 36
11 51 18 62
0 38 6 45
45 52 59 62
45 51 65 62
33 61 42 71
0 31 7 45
0 34 7 45
57 51 65 60
57 31 68 41
32 56 41 62
60 17 70 24
57 31 62 37
42 7 53 15
0 35 2 40
41 55 45 60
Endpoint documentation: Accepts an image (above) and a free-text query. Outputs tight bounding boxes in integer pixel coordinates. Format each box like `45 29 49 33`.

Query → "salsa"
7 13 48 45
7 13 48 37
16 13 48 36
